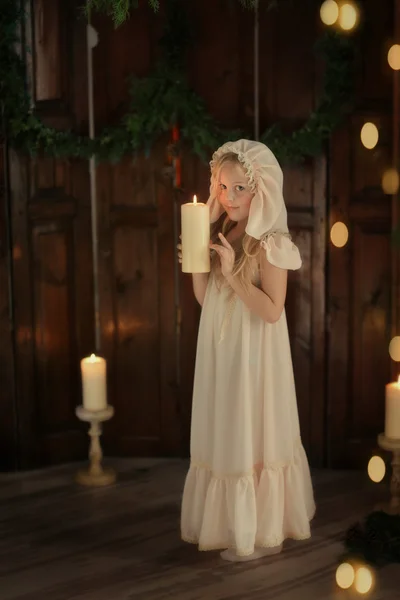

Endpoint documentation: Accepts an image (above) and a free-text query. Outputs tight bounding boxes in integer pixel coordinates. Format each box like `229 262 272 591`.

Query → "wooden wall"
0 0 94 469
327 0 397 467
0 0 396 470
0 144 18 471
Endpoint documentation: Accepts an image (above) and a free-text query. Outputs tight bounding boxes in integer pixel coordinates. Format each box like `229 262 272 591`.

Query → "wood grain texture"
0 460 398 600
0 144 18 470
9 149 93 467
34 0 63 101
327 0 395 468
391 0 400 383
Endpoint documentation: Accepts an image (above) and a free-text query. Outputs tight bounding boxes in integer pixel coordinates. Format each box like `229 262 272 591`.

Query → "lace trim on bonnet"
210 145 258 192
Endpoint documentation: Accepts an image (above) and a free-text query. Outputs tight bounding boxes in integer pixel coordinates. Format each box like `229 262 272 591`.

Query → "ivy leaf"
1 0 356 166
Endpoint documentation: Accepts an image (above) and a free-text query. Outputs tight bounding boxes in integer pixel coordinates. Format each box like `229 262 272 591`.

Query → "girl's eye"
236 185 245 192
219 184 227 190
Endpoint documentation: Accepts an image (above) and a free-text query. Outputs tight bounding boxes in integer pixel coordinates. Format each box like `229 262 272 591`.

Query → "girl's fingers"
218 233 232 249
210 244 223 255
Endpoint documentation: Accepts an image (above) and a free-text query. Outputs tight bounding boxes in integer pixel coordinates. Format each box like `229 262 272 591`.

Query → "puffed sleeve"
260 232 302 270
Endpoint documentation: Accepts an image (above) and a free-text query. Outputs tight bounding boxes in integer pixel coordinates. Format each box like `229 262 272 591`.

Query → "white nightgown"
180 232 316 557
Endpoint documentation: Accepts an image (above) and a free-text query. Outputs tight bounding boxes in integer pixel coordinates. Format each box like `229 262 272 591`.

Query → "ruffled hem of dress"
181 443 315 557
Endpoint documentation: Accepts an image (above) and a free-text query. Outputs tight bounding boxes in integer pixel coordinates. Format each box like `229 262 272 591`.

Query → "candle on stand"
80 354 107 412
181 195 210 273
385 375 400 439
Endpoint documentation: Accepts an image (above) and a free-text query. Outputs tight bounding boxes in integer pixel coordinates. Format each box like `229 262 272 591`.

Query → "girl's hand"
210 233 235 278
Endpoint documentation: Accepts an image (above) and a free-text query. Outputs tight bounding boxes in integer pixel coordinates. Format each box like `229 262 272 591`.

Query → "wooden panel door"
7 0 94 468
9 153 95 468
94 152 181 457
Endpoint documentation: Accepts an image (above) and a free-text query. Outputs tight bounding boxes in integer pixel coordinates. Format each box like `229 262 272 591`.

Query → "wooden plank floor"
0 458 399 600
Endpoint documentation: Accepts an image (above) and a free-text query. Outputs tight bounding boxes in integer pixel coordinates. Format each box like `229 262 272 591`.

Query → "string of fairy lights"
320 1 399 596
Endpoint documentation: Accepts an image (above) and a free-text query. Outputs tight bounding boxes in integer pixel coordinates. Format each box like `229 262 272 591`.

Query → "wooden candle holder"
377 433 400 514
75 405 116 487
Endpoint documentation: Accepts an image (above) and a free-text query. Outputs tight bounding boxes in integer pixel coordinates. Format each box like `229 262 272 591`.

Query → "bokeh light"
360 122 379 149
388 44 400 70
330 222 349 248
367 456 386 483
320 0 339 26
354 566 373 594
389 336 400 361
338 2 359 31
382 168 400 195
336 562 355 589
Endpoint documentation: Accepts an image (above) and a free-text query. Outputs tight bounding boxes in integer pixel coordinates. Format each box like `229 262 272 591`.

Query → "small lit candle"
385 375 400 439
181 195 210 273
80 354 107 412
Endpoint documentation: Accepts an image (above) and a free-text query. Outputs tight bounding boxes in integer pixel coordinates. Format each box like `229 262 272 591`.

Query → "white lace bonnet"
207 139 301 270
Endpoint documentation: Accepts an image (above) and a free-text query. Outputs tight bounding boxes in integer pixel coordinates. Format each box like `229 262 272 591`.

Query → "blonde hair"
210 152 260 291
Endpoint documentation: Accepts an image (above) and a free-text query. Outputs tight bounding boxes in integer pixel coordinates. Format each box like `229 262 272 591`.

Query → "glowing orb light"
367 456 385 483
389 336 400 361
354 566 373 594
320 0 339 26
360 122 379 149
336 562 355 590
382 168 400 195
330 222 349 248
388 44 400 70
338 2 359 31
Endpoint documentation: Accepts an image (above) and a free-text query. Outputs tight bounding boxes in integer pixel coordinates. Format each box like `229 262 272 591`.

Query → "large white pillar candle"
385 376 400 439
80 354 107 412
181 195 210 273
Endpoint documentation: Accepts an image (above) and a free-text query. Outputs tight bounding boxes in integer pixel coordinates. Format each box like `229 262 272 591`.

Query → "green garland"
341 511 400 568
84 0 284 27
85 0 160 27
1 0 356 164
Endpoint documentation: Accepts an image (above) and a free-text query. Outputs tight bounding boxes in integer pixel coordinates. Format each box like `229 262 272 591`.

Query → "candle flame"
81 353 105 366
397 375 400 385
193 194 197 204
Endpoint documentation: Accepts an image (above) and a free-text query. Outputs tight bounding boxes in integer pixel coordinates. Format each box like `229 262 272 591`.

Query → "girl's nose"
227 190 235 204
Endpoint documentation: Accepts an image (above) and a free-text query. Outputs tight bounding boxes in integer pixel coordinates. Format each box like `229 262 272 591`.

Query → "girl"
179 139 315 562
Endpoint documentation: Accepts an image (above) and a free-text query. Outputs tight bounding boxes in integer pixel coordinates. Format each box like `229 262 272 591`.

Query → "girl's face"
217 161 254 223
